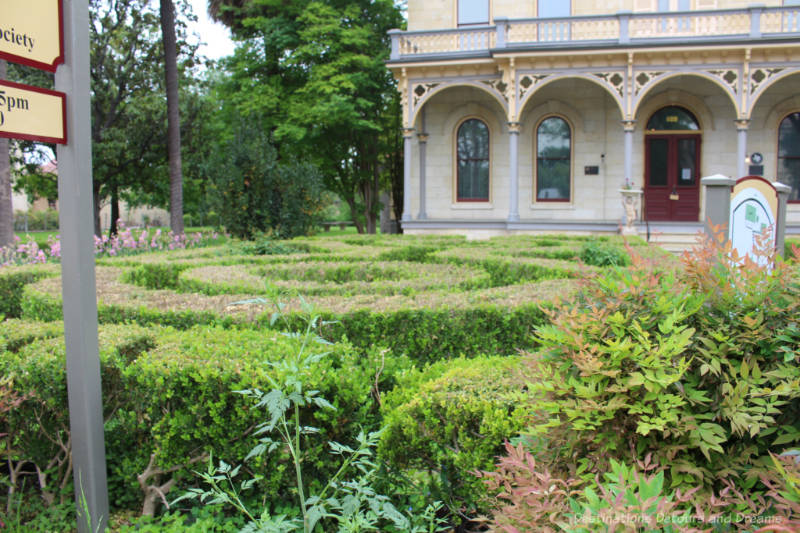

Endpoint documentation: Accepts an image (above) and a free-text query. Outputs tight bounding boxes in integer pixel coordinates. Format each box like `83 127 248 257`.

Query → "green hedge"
306 303 550 363
21 274 555 361
1 322 404 517
379 355 533 518
0 264 58 318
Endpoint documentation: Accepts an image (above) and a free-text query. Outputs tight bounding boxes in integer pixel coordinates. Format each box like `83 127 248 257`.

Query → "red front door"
644 134 701 221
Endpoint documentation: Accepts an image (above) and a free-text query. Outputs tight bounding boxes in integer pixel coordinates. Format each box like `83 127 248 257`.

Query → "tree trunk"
93 187 102 237
160 0 183 234
109 185 119 236
0 60 13 248
346 197 365 233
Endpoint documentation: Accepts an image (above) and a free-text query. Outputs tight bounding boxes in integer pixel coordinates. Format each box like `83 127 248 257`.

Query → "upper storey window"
538 0 570 18
458 0 489 26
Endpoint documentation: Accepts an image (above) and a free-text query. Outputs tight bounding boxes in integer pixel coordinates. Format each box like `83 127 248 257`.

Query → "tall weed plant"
178 300 447 533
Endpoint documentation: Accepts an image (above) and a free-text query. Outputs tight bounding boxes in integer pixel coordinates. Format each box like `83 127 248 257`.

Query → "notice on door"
0 0 64 72
0 80 66 144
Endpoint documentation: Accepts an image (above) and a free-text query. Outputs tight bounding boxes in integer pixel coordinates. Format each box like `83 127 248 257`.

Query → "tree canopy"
210 0 404 232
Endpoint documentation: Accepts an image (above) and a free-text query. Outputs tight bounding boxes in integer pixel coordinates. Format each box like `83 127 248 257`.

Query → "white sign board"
729 177 778 264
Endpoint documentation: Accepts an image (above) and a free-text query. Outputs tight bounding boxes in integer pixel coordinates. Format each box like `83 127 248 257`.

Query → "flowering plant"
1 220 225 268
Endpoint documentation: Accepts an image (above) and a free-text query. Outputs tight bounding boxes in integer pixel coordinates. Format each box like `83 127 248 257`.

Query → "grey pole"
701 175 736 243
736 120 748 179
774 182 791 256
56 0 109 531
508 122 520 222
401 128 414 223
417 133 428 219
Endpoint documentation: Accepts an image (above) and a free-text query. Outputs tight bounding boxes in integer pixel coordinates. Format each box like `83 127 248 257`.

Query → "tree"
208 0 403 233
89 0 167 235
160 0 184 233
0 60 12 247
8 0 200 236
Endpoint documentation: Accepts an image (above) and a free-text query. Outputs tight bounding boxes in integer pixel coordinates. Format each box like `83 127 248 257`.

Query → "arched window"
456 118 490 201
536 116 571 201
778 112 800 202
646 106 699 131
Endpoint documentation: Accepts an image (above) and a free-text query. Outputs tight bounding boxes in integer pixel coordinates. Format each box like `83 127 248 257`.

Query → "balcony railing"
388 6 800 61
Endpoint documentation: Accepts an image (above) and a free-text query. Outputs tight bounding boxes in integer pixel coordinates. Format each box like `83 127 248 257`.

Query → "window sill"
530 201 574 210
451 202 494 209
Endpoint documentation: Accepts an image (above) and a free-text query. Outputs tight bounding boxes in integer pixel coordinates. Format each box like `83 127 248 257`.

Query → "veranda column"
417 133 429 219
402 128 415 222
508 122 521 222
623 120 636 185
736 120 749 178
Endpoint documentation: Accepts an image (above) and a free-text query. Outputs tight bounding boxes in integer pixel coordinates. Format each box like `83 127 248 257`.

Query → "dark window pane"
647 106 700 131
537 117 570 158
677 138 697 186
778 158 800 202
536 117 571 200
537 159 570 199
458 0 489 25
457 119 490 200
778 113 800 157
649 138 668 186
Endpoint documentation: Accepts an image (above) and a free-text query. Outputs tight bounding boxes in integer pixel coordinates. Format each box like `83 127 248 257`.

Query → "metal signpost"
2 0 108 530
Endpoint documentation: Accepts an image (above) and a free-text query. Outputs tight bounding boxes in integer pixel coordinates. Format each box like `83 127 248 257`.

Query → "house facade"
387 0 800 236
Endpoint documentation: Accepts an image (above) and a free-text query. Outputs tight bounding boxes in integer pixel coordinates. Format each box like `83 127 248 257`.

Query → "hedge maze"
0 233 667 527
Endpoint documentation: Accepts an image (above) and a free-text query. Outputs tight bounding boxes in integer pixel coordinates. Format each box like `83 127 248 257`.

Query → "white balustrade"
389 7 800 60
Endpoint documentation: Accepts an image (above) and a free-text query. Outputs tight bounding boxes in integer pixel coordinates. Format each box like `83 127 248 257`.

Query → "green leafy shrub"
520 230 800 506
1 321 406 520
238 238 316 256
379 356 533 523
0 325 158 513
377 245 439 262
177 309 447 532
209 124 325 239
577 239 630 267
311 304 550 363
0 265 58 318
122 263 187 290
0 319 63 352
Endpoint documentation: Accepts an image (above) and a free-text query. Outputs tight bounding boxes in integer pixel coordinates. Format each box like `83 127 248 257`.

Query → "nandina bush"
497 229 800 527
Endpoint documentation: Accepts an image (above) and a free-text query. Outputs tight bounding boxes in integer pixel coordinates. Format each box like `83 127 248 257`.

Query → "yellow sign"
0 80 66 144
0 0 64 72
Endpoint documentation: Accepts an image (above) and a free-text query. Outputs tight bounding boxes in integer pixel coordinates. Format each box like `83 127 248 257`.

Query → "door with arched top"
644 106 701 221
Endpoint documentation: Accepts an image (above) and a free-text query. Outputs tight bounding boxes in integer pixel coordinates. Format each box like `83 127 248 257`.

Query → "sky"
187 0 236 61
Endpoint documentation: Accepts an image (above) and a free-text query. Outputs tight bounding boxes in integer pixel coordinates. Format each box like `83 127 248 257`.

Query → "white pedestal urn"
619 189 643 235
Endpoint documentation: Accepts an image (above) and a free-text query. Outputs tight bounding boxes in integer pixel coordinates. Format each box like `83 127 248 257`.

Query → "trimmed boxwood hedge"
379 355 534 516
1 322 408 514
0 264 59 318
